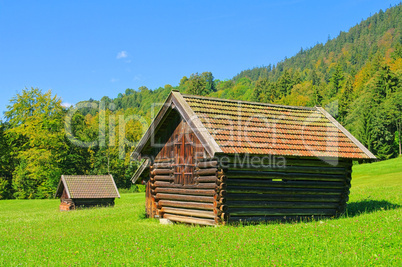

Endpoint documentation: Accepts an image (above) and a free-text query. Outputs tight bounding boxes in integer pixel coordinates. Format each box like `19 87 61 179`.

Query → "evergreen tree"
329 64 344 98
372 65 398 103
309 69 320 86
252 77 277 103
276 69 294 97
338 77 354 123
358 110 374 152
312 85 323 106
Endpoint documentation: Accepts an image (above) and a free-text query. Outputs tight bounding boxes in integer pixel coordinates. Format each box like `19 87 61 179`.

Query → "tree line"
0 89 144 199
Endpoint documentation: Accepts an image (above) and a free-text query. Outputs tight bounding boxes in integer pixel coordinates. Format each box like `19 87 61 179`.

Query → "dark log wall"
60 191 115 211
147 146 352 225
73 198 115 208
219 155 352 223
146 119 222 225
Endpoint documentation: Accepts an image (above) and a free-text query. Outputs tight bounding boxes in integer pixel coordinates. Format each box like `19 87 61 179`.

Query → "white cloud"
116 51 128 59
61 102 73 108
110 78 119 83
133 75 142 81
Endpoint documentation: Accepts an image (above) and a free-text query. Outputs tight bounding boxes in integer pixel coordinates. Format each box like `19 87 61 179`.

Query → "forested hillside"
0 4 401 199
91 4 402 159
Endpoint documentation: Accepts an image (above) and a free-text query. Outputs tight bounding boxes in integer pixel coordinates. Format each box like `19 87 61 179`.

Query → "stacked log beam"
336 165 352 216
219 155 353 223
151 158 219 225
150 159 170 218
148 153 354 225
149 159 174 218
204 165 227 225
195 159 227 224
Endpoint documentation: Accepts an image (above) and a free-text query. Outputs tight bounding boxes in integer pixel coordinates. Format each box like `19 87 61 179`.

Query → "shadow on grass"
230 201 401 226
345 200 401 217
138 211 147 220
140 201 401 226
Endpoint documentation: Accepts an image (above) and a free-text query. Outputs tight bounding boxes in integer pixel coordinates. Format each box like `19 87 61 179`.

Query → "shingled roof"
132 91 376 160
55 175 120 199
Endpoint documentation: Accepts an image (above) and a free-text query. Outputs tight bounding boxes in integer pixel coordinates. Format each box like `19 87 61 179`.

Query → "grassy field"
0 159 401 266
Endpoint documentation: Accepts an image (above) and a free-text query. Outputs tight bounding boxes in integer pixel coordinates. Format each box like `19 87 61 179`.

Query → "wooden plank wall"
220 155 352 223
173 120 196 185
60 189 73 204
59 188 74 211
146 119 222 225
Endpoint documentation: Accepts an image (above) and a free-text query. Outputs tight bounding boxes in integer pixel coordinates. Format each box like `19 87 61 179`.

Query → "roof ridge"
182 94 317 111
63 175 112 177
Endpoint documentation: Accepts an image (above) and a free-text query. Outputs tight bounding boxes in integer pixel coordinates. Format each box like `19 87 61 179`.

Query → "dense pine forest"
0 5 401 199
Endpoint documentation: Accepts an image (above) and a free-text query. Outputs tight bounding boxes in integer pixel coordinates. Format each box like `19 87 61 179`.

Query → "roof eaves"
130 93 174 161
131 158 150 183
62 175 72 199
109 174 121 198
54 176 64 198
316 107 377 160
171 91 223 157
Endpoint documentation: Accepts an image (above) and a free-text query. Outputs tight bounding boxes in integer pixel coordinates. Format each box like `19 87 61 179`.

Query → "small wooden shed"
55 175 120 211
131 91 376 225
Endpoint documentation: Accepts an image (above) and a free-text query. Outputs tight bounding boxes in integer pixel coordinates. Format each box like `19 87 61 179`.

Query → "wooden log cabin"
55 175 120 211
131 90 376 225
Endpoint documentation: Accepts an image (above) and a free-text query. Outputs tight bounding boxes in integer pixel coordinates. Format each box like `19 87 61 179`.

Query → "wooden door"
174 121 195 185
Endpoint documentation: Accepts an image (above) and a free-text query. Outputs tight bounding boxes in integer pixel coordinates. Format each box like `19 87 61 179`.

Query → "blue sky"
0 0 400 118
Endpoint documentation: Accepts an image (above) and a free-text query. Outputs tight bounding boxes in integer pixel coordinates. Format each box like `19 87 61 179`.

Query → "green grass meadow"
1 158 401 266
